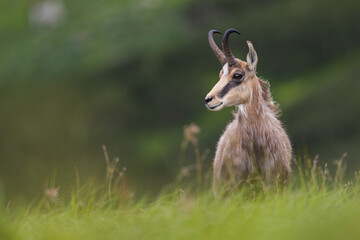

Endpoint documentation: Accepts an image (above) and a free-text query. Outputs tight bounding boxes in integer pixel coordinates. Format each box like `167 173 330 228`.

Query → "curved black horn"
208 30 226 66
221 28 241 67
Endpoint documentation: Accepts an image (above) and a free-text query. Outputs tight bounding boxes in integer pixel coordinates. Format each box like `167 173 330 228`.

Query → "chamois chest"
213 119 256 182
212 110 292 186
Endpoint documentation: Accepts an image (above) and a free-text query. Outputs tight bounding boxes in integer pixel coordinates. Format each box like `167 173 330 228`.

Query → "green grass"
2 190 359 240
2 181 360 240
1 142 360 240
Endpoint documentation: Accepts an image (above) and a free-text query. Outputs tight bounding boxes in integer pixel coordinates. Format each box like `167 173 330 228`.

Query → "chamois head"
205 29 258 111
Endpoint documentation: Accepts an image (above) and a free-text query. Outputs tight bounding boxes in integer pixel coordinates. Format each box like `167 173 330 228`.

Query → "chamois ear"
246 41 258 71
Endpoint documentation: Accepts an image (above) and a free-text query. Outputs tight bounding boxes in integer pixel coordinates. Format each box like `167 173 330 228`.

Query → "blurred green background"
0 0 359 199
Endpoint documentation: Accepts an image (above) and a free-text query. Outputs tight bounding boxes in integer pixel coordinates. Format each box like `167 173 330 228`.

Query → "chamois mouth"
207 102 223 110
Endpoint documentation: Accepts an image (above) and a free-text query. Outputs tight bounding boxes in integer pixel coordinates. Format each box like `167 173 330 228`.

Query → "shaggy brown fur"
205 30 292 189
212 75 291 188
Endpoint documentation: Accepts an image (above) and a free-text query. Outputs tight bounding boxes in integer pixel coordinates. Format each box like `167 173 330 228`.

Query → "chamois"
205 29 292 189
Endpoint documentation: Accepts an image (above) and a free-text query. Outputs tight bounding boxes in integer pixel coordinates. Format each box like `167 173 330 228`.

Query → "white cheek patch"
222 63 229 76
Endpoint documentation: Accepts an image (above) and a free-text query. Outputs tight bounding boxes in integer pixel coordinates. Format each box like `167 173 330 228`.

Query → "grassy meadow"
3 185 360 240
1 132 360 240
1 0 360 239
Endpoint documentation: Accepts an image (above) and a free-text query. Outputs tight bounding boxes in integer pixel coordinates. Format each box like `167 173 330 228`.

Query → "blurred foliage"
0 0 359 199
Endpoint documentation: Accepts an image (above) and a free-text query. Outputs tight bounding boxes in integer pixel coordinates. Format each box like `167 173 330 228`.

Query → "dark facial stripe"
218 80 241 98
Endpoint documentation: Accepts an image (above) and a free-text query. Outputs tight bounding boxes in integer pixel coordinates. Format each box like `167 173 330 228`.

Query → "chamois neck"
237 78 266 123
235 77 281 141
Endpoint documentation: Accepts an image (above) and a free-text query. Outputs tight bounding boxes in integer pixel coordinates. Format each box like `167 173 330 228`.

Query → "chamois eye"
232 73 243 81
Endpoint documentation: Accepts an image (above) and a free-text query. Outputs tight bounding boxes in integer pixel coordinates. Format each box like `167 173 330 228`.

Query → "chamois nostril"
205 96 213 104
